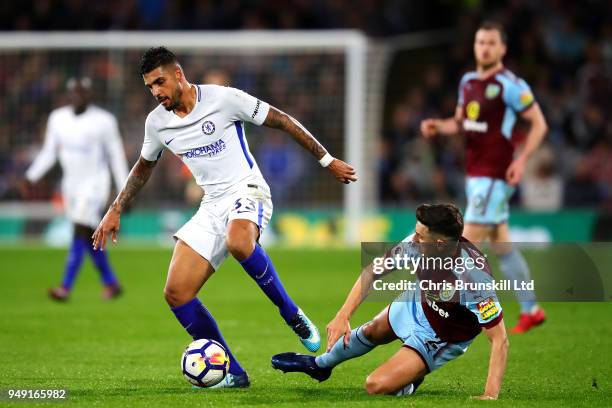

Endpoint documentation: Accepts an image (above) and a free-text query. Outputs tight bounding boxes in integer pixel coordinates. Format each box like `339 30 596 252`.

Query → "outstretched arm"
263 106 357 184
476 319 509 400
325 250 402 351
325 263 374 351
420 106 463 138
92 156 157 250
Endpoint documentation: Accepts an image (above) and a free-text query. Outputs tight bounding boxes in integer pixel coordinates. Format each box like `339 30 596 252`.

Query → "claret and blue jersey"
387 236 503 372
458 68 535 224
458 68 535 180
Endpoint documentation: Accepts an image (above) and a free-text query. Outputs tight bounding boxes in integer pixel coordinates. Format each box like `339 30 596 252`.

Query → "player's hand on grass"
473 394 497 400
92 207 121 251
327 159 357 184
505 156 527 186
420 119 438 138
325 313 351 352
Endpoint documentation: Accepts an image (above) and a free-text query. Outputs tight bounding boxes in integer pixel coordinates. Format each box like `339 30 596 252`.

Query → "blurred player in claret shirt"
24 77 129 301
273 204 509 400
420 22 548 333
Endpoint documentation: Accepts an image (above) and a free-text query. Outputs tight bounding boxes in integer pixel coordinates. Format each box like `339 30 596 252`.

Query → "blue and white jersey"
141 85 271 202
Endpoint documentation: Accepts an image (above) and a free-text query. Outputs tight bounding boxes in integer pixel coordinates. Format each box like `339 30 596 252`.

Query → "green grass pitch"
0 246 610 407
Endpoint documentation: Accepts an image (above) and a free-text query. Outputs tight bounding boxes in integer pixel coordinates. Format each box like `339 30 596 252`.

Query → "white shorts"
174 184 273 270
64 194 105 229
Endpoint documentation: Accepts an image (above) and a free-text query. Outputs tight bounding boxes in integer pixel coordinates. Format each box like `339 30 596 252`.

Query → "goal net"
0 31 378 242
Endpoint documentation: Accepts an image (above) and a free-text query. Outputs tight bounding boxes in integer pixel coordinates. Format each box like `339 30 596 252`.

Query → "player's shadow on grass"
67 382 452 403
235 386 374 404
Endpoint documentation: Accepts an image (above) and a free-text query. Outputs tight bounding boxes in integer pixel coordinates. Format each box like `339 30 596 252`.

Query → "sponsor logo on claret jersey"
466 101 480 120
463 119 488 133
485 84 501 99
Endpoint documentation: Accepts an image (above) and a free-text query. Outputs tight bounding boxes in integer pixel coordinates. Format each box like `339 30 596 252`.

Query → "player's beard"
478 55 501 71
164 88 183 111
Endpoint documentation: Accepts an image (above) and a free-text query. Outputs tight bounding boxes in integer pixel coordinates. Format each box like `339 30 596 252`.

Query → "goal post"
0 31 372 243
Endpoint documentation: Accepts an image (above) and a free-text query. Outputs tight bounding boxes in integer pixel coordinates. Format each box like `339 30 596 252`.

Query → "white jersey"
141 85 271 202
26 105 129 203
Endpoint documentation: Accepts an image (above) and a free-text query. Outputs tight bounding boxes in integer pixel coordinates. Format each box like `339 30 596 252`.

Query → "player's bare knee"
163 285 191 308
361 321 377 343
364 375 388 395
362 317 394 345
225 234 255 261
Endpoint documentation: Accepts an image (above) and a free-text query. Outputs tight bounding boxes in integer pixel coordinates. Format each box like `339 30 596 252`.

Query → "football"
181 339 230 387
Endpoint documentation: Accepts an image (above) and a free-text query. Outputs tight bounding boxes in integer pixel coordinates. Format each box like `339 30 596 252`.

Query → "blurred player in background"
24 77 129 301
420 22 548 333
273 204 508 400
92 47 357 388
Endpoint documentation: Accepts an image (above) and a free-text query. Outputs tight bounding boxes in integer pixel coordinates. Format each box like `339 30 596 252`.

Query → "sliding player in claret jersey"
25 77 128 301
92 47 357 388
420 22 548 333
272 204 509 400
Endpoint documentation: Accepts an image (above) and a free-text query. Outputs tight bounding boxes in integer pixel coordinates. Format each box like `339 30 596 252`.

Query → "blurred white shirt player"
25 77 129 301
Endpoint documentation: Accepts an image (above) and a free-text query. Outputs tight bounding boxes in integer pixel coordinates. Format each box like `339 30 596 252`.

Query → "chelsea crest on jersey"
141 84 271 202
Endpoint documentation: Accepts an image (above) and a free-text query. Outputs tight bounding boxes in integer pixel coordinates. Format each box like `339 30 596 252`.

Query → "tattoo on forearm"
112 156 156 211
264 107 327 159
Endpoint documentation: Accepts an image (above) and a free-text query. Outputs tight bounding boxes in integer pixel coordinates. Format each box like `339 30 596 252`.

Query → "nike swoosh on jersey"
165 138 176 145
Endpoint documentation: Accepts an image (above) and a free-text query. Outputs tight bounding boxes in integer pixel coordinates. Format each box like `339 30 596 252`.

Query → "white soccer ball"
181 339 229 387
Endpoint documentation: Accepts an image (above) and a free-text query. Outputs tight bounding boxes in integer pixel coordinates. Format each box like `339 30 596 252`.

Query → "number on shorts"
424 339 445 352
233 198 257 214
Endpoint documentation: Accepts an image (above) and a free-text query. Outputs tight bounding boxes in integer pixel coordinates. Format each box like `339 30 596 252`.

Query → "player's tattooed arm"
111 156 157 213
263 106 327 159
92 156 157 250
263 106 357 183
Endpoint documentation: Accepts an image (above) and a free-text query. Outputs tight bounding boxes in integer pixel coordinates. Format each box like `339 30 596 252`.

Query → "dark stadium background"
0 2 610 407
1 0 610 243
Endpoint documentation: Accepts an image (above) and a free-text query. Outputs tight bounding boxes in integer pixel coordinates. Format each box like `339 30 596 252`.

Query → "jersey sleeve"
457 73 471 107
380 233 420 271
463 268 503 328
502 77 535 113
140 113 165 162
103 114 129 190
223 87 270 126
25 112 59 182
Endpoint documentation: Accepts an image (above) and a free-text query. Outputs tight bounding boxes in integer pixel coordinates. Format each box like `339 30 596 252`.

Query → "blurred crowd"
381 0 612 209
1 0 451 35
0 0 610 210
0 50 345 207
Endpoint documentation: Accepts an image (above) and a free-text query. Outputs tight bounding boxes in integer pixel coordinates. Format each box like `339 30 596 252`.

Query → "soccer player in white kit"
25 77 129 301
92 47 357 388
